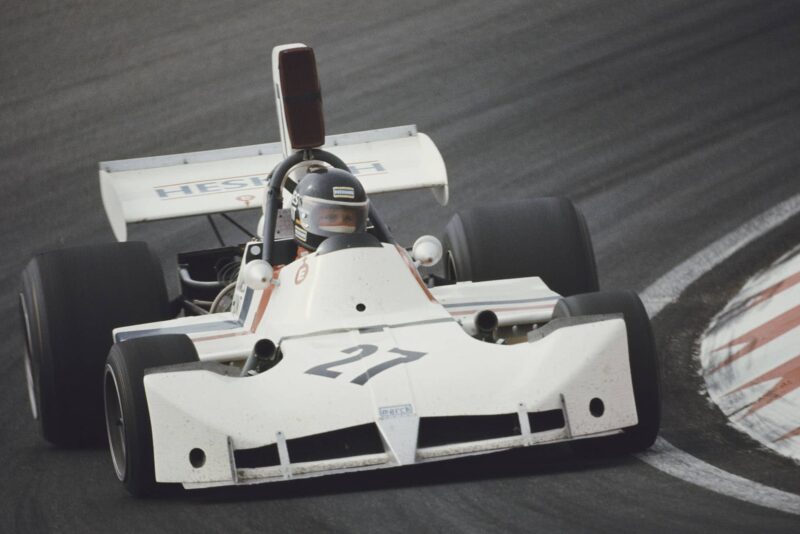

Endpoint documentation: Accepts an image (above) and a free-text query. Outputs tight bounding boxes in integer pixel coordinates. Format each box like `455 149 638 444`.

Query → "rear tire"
19 242 170 447
554 291 661 452
104 335 199 497
442 197 598 296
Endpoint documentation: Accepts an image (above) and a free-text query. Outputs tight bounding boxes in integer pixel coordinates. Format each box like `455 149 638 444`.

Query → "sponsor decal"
295 259 309 285
379 404 414 419
236 194 256 207
348 161 387 176
333 186 355 199
154 176 268 199
150 161 388 201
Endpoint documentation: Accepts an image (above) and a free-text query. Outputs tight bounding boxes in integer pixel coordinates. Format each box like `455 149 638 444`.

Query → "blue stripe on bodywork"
115 286 257 343
115 320 243 343
239 287 253 323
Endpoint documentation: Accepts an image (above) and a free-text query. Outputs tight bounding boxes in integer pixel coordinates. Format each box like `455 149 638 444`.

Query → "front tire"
104 334 199 497
19 242 170 447
554 290 661 452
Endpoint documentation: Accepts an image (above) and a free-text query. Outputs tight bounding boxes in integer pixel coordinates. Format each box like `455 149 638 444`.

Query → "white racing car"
19 44 660 496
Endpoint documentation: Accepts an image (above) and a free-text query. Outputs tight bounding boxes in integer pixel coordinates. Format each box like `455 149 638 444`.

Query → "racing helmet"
291 167 369 250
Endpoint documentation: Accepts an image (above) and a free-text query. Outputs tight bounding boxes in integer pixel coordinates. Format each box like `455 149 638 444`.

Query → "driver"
291 166 369 251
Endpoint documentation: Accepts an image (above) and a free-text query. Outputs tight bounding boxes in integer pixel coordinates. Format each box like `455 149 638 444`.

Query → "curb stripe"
641 194 800 319
728 353 800 417
637 192 800 516
708 304 800 373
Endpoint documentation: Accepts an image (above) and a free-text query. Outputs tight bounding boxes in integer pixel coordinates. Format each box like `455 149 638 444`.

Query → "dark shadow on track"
170 444 633 504
655 211 800 494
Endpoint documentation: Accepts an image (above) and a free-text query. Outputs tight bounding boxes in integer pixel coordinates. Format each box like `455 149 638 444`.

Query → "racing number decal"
305 344 426 385
351 347 426 385
294 259 309 285
305 344 378 379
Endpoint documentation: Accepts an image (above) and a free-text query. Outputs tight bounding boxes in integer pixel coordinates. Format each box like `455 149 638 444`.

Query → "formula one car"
19 44 660 496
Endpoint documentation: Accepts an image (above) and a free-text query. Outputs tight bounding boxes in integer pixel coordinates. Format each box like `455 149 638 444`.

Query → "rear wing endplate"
99 125 447 241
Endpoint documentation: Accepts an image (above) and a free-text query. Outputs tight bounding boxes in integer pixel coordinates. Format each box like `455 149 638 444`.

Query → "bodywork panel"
113 244 637 488
144 316 636 487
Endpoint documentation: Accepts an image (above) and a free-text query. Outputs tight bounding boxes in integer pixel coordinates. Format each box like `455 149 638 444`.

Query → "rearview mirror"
412 235 443 267
243 260 274 290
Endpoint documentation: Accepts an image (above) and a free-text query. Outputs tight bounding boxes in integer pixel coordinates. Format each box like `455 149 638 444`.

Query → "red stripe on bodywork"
249 266 283 333
193 330 252 343
394 245 437 303
709 304 800 374
250 285 276 332
448 304 555 316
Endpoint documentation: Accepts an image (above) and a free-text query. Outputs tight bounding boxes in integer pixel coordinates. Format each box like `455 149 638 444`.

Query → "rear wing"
99 125 448 241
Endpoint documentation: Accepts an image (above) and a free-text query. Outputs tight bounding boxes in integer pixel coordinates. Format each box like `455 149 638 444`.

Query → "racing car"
19 44 660 496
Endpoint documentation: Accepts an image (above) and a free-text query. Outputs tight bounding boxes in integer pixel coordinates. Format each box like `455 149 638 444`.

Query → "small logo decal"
236 194 256 207
333 186 355 199
379 404 414 419
295 259 309 285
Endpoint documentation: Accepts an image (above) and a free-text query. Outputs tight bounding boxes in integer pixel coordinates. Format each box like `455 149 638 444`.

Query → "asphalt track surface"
1 0 799 532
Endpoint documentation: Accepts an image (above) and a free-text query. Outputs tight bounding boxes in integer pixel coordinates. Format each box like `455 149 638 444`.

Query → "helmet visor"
300 196 369 237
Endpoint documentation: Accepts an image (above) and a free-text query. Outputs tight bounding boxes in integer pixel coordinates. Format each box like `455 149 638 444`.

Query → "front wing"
143 316 637 488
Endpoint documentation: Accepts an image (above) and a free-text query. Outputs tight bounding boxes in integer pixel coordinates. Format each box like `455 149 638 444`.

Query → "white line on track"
635 192 800 516
638 437 800 515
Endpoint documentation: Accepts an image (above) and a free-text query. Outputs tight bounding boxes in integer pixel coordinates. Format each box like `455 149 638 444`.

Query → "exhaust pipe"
241 338 281 376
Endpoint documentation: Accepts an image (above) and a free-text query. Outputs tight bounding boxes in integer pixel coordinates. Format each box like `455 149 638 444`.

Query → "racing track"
1 1 799 532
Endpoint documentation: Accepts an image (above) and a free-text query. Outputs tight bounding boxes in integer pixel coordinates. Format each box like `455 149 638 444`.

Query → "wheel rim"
18 294 38 420
104 366 127 481
445 250 458 281
23 354 38 420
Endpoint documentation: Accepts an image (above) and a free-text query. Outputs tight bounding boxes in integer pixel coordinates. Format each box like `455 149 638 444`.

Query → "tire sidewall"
105 345 154 497
20 242 170 447
104 335 199 497
21 261 62 443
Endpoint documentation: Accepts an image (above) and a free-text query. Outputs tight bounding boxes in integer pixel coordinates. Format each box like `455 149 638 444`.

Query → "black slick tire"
19 242 170 447
104 334 199 497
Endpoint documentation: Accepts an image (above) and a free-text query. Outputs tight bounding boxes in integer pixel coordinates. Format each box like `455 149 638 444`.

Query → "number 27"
305 344 425 385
